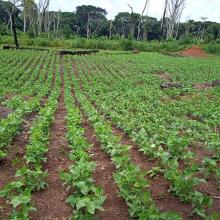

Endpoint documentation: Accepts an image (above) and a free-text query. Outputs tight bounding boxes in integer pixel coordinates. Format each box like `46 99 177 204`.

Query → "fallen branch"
160 82 183 89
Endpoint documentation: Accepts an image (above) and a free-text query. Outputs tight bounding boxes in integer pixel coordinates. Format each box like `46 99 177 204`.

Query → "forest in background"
0 0 220 54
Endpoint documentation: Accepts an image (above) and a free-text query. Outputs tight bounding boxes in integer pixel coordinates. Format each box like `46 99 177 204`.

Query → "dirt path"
82 116 131 220
31 57 72 220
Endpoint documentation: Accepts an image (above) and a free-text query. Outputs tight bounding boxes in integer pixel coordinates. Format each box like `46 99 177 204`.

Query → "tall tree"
22 0 34 32
75 5 107 38
4 0 21 48
137 0 149 41
166 0 186 39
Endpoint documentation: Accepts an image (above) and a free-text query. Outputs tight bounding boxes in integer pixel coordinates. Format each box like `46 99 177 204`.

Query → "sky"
50 0 220 22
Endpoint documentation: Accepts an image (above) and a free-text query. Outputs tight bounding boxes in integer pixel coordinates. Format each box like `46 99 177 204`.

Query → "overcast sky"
50 0 220 22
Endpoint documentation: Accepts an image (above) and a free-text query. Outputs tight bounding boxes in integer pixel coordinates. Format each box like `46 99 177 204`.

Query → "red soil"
0 112 39 218
179 46 208 58
0 106 12 119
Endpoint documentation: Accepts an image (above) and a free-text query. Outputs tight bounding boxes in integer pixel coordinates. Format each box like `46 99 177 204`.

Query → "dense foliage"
0 1 219 43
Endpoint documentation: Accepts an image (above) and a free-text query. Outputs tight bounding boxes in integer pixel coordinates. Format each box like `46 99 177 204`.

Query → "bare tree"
86 12 91 38
137 0 149 41
166 0 186 40
4 0 22 48
109 19 113 38
128 4 135 40
22 0 35 32
36 0 50 36
199 17 208 40
160 0 168 41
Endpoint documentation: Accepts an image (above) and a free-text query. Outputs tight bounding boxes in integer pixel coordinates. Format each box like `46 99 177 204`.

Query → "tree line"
0 0 220 48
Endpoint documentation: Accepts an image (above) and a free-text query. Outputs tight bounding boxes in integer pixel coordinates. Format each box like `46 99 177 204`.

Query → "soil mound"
179 46 208 57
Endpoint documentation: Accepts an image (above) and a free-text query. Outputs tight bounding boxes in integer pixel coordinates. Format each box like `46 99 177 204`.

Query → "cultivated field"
0 48 220 220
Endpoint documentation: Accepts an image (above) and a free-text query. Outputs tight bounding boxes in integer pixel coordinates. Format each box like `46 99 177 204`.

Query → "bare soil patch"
0 105 13 119
194 79 220 90
187 145 213 164
194 83 213 90
179 46 208 58
82 118 131 220
155 71 173 82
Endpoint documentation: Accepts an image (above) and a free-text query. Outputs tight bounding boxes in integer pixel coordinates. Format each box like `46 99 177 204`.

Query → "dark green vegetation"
0 48 220 219
0 1 220 54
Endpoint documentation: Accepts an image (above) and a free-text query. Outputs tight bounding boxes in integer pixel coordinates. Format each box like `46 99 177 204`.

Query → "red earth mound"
179 46 208 57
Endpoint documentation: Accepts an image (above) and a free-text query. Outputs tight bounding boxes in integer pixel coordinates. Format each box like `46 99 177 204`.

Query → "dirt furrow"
69 63 131 220
81 114 131 220
110 125 195 220
76 73 195 219
31 57 72 220
0 112 39 218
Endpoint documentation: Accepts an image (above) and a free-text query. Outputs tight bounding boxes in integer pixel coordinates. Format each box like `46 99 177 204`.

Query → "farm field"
0 48 220 220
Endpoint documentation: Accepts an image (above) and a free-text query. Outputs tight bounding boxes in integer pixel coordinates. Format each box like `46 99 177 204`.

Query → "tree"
166 0 186 40
137 0 149 41
22 0 34 32
75 5 107 38
36 0 50 36
3 0 21 48
160 0 168 40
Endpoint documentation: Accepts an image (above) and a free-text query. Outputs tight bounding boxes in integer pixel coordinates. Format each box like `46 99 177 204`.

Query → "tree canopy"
0 1 219 43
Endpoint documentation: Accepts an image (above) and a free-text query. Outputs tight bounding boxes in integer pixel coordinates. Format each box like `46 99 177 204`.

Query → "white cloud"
49 0 220 22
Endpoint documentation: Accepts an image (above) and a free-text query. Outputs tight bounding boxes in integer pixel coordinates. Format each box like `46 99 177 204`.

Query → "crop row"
69 54 220 219
0 59 61 219
67 56 182 220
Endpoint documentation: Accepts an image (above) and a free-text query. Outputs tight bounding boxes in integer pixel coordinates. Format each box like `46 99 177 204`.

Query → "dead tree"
128 4 135 40
109 19 113 38
166 0 186 40
199 17 208 40
160 0 168 41
36 0 50 36
22 0 35 32
137 0 149 41
4 0 21 48
86 12 91 38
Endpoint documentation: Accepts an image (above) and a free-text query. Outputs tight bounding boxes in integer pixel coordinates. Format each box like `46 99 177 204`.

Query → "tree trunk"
109 20 112 38
11 14 19 48
217 30 220 39
137 0 149 41
23 10 26 32
160 0 168 41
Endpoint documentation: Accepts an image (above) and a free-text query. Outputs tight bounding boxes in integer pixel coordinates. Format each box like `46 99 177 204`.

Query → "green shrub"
119 39 133 51
203 44 220 55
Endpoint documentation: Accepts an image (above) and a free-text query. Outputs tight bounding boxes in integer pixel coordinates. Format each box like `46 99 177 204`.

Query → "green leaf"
11 195 31 208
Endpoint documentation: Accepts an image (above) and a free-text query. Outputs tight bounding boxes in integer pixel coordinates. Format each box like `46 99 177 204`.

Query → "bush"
1 34 219 56
203 44 220 55
119 39 133 51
